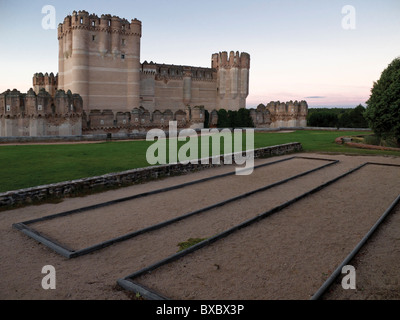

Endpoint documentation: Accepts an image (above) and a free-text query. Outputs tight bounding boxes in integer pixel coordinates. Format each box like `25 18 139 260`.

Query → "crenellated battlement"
33 72 58 96
266 100 309 116
249 100 309 128
141 62 216 82
0 88 82 118
212 51 250 69
58 10 141 39
211 50 250 110
0 88 83 136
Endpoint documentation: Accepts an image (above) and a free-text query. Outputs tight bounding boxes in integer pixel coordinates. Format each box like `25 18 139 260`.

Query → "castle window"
92 35 96 41
122 119 127 125
121 54 125 60
92 21 95 27
108 20 111 27
122 39 126 46
80 18 83 24
6 105 10 112
100 120 104 125
37 105 43 111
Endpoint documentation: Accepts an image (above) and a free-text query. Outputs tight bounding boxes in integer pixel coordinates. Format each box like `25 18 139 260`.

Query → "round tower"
70 10 90 109
111 16 122 57
214 51 250 111
126 18 142 110
99 15 111 56
57 11 142 112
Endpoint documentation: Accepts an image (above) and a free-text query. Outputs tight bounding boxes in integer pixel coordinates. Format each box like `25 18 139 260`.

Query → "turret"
57 11 142 112
212 51 250 110
33 72 57 96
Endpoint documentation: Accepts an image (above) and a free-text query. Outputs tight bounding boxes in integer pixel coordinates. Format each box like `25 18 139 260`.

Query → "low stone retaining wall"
0 142 302 208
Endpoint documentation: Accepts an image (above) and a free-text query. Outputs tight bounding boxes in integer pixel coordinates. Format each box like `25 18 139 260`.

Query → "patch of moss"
177 238 207 252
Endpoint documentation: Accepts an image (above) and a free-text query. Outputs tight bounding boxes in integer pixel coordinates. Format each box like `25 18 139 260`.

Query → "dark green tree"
337 105 368 128
203 109 210 128
307 111 338 127
364 57 400 142
227 110 238 128
216 108 255 128
349 105 368 128
217 109 230 128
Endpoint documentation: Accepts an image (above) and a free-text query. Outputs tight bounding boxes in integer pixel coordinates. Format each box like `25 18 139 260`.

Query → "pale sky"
0 0 399 108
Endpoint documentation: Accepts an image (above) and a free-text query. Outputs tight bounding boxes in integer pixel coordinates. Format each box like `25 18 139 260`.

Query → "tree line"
204 108 254 128
307 105 369 128
308 56 400 145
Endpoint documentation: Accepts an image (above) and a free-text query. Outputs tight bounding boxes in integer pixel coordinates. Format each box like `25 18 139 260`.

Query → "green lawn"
0 130 398 193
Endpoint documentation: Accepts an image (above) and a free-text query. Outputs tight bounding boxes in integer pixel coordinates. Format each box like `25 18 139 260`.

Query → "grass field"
0 130 399 193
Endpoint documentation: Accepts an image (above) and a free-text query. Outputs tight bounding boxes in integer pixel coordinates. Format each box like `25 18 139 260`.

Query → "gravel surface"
0 153 399 300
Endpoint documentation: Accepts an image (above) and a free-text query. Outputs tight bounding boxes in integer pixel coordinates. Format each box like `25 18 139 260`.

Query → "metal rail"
118 162 400 300
311 193 400 300
118 163 367 300
13 156 337 258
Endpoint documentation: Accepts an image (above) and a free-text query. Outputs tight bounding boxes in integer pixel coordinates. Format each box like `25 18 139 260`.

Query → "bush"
217 108 254 128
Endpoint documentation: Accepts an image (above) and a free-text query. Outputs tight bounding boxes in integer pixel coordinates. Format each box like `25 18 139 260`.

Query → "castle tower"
57 11 142 112
33 72 58 97
212 51 250 111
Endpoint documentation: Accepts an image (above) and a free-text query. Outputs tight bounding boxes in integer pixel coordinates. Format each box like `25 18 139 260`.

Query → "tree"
237 108 254 128
217 109 230 128
349 105 368 128
216 108 254 128
203 109 210 128
307 111 338 127
364 57 400 143
337 105 369 128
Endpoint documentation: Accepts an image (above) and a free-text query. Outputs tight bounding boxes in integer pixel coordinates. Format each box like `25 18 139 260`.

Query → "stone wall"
57 10 142 111
0 142 302 208
0 88 83 137
250 101 308 128
83 105 205 133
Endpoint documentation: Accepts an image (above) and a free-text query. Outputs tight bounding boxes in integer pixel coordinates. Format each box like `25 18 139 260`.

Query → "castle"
0 10 308 137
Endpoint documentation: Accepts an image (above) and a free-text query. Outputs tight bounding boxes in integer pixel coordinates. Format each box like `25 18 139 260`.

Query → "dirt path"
0 153 399 300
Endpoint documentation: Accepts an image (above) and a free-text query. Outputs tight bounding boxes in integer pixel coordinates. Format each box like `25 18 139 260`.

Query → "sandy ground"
323 203 400 300
0 152 399 300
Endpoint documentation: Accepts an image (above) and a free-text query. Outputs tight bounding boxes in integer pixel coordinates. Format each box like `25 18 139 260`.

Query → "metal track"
13 156 336 258
118 162 400 300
